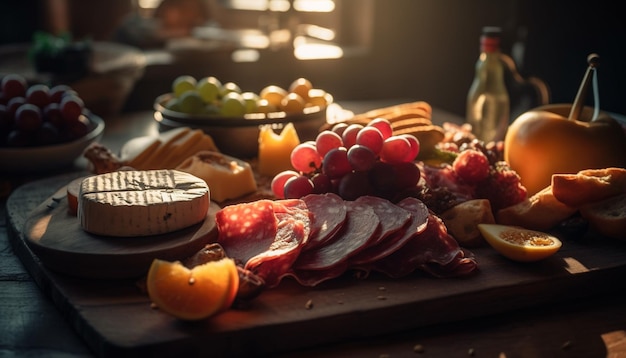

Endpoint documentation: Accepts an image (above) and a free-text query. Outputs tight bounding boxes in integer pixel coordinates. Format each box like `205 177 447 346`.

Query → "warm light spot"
229 0 269 11
269 0 291 12
300 24 336 41
294 41 343 60
233 30 270 48
29 214 52 242
269 29 292 45
293 0 335 12
138 0 161 10
562 257 591 274
231 49 260 63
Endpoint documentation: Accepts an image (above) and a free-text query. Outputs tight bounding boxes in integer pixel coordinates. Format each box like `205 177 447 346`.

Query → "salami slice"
215 200 278 265
354 196 411 246
301 193 347 250
246 215 307 288
294 201 380 271
368 214 477 278
287 261 350 287
350 197 429 265
216 199 312 288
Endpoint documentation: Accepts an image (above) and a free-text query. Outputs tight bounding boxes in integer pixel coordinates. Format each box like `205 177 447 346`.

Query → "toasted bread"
551 167 626 207
440 199 495 247
496 185 578 231
579 193 626 240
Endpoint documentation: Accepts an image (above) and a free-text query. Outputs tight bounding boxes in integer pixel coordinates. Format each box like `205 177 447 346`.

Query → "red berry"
452 149 490 184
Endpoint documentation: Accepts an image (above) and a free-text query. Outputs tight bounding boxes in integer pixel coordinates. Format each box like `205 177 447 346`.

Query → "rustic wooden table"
2 103 626 358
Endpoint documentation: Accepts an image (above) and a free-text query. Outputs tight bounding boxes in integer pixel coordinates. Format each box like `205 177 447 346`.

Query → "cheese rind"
78 169 210 237
176 151 257 202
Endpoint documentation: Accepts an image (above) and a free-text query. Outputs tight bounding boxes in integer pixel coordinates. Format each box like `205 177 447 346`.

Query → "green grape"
178 91 205 114
196 76 222 103
219 82 242 98
172 75 197 97
241 92 259 113
219 92 246 117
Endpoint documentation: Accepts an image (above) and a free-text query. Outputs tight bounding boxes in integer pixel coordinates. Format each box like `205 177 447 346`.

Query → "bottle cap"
480 26 501 52
482 26 502 37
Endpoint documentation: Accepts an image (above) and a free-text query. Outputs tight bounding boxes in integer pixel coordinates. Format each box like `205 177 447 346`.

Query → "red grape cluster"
272 118 422 201
0 74 89 147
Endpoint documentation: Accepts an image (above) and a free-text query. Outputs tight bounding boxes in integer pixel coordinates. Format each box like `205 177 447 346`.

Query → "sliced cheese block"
123 127 220 170
78 169 210 237
176 151 257 202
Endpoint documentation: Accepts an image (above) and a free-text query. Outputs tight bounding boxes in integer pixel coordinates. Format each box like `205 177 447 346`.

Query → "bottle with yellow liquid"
466 26 510 142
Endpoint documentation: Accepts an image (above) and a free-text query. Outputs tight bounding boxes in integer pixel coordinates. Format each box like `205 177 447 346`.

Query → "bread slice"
496 185 578 231
440 199 495 247
579 193 626 240
551 167 626 207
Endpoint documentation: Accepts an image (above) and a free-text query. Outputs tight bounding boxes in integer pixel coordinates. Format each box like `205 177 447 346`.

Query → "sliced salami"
217 199 311 288
367 214 477 278
215 200 278 265
293 201 380 271
247 216 307 288
354 196 411 246
350 197 429 265
287 261 349 287
301 193 347 250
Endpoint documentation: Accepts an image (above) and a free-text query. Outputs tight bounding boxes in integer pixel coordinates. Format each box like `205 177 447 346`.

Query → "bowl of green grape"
153 75 333 158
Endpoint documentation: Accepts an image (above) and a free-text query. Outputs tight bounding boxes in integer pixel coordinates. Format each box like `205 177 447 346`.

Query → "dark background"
2 0 625 118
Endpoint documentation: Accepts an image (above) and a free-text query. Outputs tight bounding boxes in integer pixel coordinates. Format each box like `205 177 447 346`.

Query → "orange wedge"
147 258 239 320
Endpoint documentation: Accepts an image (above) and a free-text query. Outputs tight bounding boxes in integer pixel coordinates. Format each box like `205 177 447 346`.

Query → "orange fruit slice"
147 258 239 320
477 224 562 262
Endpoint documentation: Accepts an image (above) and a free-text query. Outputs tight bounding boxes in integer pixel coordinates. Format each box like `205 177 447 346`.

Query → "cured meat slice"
294 201 380 271
350 197 429 265
355 196 411 246
301 193 347 250
247 216 306 288
367 213 478 278
287 262 350 287
215 200 278 265
274 198 312 244
216 199 311 288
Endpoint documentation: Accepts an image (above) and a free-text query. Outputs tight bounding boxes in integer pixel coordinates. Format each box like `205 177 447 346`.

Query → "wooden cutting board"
23 184 220 279
7 173 626 357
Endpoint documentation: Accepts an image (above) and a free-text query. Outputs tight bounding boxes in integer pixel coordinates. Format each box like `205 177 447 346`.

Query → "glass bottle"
466 26 510 143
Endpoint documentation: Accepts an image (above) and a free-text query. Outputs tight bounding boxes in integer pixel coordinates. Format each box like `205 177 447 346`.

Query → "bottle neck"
480 35 500 53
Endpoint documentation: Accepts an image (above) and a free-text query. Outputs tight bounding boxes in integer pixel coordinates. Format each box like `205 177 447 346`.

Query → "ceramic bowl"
0 114 105 172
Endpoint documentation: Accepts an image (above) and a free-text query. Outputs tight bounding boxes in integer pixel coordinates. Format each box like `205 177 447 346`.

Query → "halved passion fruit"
146 257 239 320
477 224 562 262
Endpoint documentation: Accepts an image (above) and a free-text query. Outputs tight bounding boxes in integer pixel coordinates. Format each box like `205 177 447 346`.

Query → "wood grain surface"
7 173 626 357
23 183 219 279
